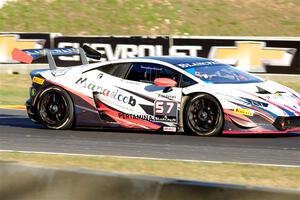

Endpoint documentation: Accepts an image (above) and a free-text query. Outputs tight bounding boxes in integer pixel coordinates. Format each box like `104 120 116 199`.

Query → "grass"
0 152 299 189
0 74 299 105
0 0 299 36
276 81 300 93
0 74 31 105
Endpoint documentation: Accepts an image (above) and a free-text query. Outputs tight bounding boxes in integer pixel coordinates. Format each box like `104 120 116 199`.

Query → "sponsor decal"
32 76 45 85
157 93 177 100
23 48 77 58
265 93 286 100
75 77 136 106
209 41 296 72
97 73 103 79
216 92 234 98
178 61 219 68
234 108 254 116
122 80 140 85
118 113 154 121
51 68 70 76
163 126 177 132
275 92 283 97
0 35 44 63
240 97 269 108
154 100 177 122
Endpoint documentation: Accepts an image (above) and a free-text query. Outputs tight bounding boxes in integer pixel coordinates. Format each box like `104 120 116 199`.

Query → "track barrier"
1 161 300 200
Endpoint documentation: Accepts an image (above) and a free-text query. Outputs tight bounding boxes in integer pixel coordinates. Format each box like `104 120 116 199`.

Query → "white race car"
12 46 300 136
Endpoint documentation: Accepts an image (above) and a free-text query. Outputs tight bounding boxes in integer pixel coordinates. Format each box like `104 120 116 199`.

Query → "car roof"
130 56 220 68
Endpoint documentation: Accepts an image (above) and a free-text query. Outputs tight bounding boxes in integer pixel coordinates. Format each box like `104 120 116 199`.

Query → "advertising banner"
53 36 170 66
172 37 300 74
0 32 52 63
1 33 299 74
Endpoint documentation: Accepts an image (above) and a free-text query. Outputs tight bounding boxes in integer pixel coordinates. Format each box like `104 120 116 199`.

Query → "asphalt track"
0 108 300 166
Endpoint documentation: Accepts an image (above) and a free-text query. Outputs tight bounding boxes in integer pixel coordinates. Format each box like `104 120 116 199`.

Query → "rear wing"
12 45 101 70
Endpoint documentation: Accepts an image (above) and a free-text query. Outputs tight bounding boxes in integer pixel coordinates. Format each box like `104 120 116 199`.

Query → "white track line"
0 149 299 168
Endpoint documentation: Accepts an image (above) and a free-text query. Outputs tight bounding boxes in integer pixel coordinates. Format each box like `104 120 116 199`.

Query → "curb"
0 105 26 110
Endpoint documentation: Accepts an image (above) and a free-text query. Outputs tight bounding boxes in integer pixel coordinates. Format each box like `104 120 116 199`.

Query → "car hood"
205 80 300 117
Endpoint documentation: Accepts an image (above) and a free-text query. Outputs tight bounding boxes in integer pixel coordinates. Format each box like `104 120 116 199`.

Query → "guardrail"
1 161 299 200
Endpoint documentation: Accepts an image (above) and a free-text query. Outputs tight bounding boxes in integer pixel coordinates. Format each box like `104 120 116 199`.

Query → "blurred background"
0 0 299 36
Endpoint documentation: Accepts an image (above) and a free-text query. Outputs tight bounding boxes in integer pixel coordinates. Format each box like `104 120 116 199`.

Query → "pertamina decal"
209 41 296 72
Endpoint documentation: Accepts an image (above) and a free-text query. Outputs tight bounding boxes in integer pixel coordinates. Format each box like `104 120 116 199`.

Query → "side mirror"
154 78 177 87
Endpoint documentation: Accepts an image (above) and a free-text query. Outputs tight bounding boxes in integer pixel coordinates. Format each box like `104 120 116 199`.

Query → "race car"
12 46 300 136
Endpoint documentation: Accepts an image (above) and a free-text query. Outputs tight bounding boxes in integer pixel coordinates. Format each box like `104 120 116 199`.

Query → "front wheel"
184 94 223 136
37 87 74 129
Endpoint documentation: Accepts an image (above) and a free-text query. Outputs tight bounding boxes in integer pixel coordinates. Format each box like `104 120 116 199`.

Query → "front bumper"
223 116 300 135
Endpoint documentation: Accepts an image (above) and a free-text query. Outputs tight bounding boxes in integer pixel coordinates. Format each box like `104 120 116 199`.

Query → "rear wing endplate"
12 45 101 70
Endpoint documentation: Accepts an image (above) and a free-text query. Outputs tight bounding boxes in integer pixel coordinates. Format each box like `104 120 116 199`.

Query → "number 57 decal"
154 100 177 122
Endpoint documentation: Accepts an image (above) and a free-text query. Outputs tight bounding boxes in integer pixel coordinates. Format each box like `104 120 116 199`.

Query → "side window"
126 63 181 85
180 75 197 88
97 63 132 79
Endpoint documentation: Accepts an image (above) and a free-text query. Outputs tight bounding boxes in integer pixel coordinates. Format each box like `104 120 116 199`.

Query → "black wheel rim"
39 92 68 126
188 96 220 134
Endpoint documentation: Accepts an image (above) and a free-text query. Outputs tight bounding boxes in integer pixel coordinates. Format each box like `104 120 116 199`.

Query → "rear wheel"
184 94 223 136
37 87 74 129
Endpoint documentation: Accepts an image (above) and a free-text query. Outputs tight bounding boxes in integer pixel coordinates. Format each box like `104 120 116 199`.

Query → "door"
94 62 183 131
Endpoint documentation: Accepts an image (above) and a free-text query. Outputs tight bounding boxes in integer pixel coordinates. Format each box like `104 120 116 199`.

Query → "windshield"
185 64 263 84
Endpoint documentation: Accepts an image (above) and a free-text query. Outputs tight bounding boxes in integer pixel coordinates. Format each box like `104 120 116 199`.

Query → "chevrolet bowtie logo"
209 41 297 72
0 35 44 63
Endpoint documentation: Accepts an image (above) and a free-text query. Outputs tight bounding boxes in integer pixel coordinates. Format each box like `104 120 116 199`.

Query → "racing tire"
184 94 223 136
36 86 74 130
